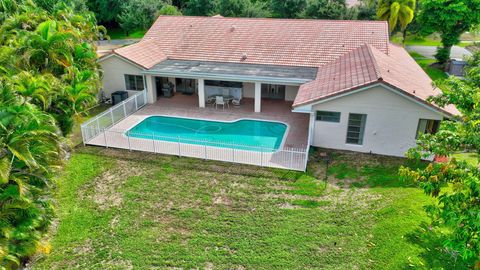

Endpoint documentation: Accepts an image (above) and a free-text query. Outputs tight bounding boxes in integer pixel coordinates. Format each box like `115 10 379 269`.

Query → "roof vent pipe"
230 25 236 32
241 53 247 61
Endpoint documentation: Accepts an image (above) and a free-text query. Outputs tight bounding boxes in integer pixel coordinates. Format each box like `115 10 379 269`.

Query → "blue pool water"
127 116 287 152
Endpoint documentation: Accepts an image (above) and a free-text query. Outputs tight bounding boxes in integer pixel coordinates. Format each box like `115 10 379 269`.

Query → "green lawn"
107 28 146 40
31 147 468 269
452 152 479 166
392 34 474 47
409 52 449 81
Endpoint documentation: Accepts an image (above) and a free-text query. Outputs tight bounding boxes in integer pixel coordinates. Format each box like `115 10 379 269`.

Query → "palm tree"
377 0 416 43
11 71 55 109
0 83 61 268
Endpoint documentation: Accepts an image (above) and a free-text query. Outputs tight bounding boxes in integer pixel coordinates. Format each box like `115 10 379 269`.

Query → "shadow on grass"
404 223 471 270
315 147 427 189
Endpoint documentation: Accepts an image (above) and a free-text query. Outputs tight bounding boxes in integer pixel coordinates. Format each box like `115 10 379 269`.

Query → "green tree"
242 0 271 17
418 0 480 63
86 0 123 26
217 0 246 17
302 0 357 20
118 0 168 34
157 4 182 15
270 0 307 18
0 1 101 266
0 80 61 269
376 0 415 42
400 52 480 267
184 0 217 16
216 0 270 17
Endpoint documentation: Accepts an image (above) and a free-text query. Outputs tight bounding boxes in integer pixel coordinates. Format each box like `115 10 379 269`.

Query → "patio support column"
254 82 261 113
198 78 205 108
145 74 156 103
308 112 315 145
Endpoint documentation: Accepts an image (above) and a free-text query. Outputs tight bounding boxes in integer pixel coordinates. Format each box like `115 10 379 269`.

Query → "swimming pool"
126 116 287 152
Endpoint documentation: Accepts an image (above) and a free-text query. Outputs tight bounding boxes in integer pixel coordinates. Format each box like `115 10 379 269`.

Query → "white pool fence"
80 90 309 171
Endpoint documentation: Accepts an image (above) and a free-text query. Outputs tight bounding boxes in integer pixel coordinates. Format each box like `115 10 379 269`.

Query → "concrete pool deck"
84 94 310 171
92 94 310 149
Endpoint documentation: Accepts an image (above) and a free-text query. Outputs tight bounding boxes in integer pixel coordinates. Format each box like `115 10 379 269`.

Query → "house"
97 15 456 162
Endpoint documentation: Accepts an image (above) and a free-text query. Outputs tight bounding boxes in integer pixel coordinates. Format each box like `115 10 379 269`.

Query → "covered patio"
143 59 318 114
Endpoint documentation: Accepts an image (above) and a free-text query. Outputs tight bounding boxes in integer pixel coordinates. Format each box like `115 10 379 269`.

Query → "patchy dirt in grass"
278 202 301 209
102 258 133 270
73 239 94 256
213 188 233 207
81 159 144 210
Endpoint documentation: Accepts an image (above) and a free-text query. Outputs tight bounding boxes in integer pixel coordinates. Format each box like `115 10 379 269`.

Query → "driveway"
97 39 140 54
407 45 472 60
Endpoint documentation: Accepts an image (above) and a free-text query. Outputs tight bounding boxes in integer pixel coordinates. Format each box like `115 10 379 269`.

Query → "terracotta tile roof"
114 39 167 68
114 16 389 68
112 16 456 116
294 43 458 116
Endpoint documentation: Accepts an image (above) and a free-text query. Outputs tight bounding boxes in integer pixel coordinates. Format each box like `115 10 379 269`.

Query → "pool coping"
117 114 291 152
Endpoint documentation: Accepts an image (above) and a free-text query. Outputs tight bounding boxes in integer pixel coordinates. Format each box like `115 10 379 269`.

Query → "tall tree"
302 0 357 20
157 4 182 16
85 0 123 26
0 83 61 269
418 0 480 64
270 0 307 18
376 0 415 42
0 1 102 266
118 0 168 34
217 0 247 17
242 0 271 17
183 0 217 16
400 52 480 268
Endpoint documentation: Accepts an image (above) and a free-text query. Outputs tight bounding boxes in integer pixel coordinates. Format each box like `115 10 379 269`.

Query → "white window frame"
124 74 145 91
346 113 367 145
316 111 341 123
416 119 441 139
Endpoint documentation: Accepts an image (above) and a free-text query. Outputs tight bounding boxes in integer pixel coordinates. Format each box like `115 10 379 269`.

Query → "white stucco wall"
99 55 144 98
285 85 299 101
310 86 443 157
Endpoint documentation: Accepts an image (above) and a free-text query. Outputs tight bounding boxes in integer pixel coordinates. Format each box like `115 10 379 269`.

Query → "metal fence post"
204 140 207 160
103 129 108 148
290 149 294 169
96 118 100 134
232 148 235 163
123 101 127 118
110 108 114 125
177 136 181 157
134 95 138 111
127 132 131 151
260 148 263 167
152 132 156 153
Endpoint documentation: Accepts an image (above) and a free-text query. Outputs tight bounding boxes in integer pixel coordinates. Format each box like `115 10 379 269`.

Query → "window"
346 113 367 145
124 74 144 91
316 111 341 122
416 119 440 138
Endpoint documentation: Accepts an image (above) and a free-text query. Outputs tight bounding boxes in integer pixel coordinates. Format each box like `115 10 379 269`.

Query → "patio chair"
215 96 229 109
232 97 241 106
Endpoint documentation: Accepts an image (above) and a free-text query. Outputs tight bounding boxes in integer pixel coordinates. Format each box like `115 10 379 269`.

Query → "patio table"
208 95 234 105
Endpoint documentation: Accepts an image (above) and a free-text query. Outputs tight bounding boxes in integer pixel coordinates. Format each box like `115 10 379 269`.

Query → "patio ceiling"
142 59 318 84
